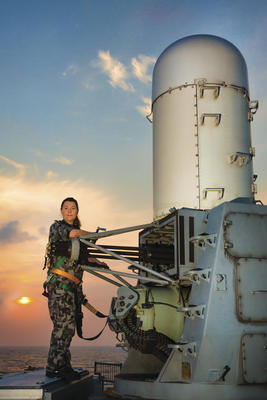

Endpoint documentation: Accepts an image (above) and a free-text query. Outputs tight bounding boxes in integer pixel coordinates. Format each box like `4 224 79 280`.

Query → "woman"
45 197 106 381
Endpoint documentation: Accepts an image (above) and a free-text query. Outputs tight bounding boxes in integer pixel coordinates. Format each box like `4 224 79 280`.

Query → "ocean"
0 346 127 375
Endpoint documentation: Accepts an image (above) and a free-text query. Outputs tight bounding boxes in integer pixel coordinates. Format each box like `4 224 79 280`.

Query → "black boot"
46 366 81 382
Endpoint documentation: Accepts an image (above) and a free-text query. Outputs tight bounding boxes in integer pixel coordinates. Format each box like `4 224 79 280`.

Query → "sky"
0 0 267 348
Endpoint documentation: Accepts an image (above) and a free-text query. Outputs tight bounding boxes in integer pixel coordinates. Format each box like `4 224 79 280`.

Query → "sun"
15 296 33 305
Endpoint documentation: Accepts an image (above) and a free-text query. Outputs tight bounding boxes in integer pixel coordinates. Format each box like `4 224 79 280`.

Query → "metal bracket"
249 290 267 295
146 111 153 123
216 274 227 291
181 268 211 284
201 113 221 126
224 241 233 249
115 287 139 318
228 152 252 167
203 187 224 200
251 183 257 194
223 219 232 227
248 100 258 121
250 147 256 157
190 233 217 250
169 342 197 358
194 78 207 85
199 85 220 98
176 304 206 320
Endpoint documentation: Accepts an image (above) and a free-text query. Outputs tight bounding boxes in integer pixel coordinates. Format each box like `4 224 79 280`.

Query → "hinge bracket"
168 341 197 358
248 100 258 121
228 152 252 167
181 268 211 284
190 233 217 249
176 304 206 320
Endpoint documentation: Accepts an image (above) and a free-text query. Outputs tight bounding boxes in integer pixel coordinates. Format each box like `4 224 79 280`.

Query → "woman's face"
61 201 78 225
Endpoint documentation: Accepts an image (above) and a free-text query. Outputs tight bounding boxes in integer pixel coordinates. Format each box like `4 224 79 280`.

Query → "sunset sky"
0 0 267 347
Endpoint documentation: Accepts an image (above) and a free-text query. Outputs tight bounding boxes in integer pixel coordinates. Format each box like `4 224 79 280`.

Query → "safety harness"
42 256 78 293
49 267 81 285
43 247 108 341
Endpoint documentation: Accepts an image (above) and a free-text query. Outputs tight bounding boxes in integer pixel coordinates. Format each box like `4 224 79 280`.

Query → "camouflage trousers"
46 284 76 373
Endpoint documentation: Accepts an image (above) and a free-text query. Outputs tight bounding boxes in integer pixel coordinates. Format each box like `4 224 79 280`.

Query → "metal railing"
94 361 122 389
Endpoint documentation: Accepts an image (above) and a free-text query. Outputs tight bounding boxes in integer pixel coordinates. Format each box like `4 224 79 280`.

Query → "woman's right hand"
99 261 109 269
88 257 110 269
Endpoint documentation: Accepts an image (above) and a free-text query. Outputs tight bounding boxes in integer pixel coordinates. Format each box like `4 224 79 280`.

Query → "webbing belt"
83 299 107 318
49 268 81 285
74 291 108 341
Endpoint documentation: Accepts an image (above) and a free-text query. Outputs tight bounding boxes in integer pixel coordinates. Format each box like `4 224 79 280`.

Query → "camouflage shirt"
48 219 83 283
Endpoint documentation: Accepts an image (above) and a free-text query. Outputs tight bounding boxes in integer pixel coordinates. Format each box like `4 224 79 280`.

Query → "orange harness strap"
50 268 81 285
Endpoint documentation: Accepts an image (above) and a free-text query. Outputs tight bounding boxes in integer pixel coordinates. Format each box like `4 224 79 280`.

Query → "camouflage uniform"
46 220 83 375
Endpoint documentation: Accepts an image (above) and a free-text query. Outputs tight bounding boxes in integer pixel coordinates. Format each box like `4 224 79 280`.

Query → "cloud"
28 148 44 158
60 64 79 78
0 221 35 244
47 170 59 179
0 155 26 176
82 76 95 90
52 156 74 165
97 50 135 92
136 97 152 117
39 226 47 235
131 55 156 83
0 173 151 244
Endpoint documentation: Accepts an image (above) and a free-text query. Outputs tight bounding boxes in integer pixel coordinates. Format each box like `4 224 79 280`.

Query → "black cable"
146 301 181 310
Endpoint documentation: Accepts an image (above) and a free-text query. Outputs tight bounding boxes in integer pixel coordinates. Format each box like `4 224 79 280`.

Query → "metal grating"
94 362 122 387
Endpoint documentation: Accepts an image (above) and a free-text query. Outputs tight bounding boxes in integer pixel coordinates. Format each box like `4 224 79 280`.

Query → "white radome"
152 34 257 219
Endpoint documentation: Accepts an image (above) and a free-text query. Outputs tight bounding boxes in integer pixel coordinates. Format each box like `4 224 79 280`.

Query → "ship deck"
0 368 121 400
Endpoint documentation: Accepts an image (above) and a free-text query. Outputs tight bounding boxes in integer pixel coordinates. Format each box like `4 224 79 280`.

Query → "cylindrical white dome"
152 35 255 219
153 34 249 102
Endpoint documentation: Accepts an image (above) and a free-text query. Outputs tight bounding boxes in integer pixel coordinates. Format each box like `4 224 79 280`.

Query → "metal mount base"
114 377 267 400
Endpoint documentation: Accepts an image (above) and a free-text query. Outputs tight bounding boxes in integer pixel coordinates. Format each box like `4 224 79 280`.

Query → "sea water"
0 346 127 374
